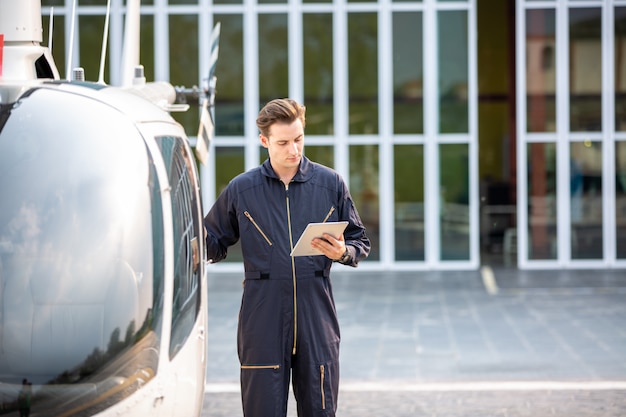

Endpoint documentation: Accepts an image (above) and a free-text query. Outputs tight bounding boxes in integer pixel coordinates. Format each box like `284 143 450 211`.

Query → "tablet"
290 221 349 257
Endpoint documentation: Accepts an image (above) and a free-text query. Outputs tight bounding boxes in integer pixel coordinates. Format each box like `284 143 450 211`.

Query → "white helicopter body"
0 1 210 416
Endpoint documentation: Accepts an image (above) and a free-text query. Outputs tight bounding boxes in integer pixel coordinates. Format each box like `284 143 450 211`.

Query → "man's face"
260 119 304 174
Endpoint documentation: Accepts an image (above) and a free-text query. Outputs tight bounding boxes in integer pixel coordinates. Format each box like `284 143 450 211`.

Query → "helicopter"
0 0 218 415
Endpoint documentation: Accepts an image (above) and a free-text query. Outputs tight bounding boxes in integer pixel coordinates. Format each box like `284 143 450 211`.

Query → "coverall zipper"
244 211 273 246
322 206 335 223
320 364 326 410
285 182 298 355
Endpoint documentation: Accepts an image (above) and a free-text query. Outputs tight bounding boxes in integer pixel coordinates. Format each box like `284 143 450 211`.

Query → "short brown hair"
256 98 306 138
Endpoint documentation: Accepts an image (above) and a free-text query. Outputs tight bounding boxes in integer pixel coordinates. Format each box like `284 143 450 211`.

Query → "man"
18 379 31 417
204 98 370 417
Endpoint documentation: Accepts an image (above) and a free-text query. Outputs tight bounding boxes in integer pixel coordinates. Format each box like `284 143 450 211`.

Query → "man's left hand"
311 233 346 261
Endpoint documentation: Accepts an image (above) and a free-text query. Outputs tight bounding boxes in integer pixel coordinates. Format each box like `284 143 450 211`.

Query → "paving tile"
204 268 626 416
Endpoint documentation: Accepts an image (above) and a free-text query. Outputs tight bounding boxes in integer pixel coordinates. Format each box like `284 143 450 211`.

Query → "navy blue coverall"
204 156 370 417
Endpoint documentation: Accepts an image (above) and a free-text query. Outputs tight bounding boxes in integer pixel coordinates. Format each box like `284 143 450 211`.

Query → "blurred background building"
40 0 626 270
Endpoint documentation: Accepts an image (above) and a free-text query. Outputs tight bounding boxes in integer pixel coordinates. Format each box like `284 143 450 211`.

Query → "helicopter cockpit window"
154 136 202 359
0 87 164 416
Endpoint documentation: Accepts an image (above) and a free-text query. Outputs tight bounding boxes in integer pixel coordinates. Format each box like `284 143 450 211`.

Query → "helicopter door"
155 135 207 417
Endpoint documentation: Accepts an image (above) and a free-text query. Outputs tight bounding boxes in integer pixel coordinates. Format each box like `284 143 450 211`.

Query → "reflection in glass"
617 142 626 258
169 14 199 135
439 144 470 260
615 8 626 131
304 14 334 135
348 13 378 134
304 145 334 169
570 8 602 132
0 89 162 415
394 145 425 261
527 142 557 260
570 142 603 259
393 12 424 134
259 14 289 105
215 14 245 136
349 145 379 261
438 11 468 134
216 147 244 262
526 9 556 132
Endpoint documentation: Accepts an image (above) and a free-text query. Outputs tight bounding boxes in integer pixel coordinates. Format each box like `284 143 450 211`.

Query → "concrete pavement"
202 267 626 416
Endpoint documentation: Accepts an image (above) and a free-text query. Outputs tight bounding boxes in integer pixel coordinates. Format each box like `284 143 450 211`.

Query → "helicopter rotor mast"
0 0 59 82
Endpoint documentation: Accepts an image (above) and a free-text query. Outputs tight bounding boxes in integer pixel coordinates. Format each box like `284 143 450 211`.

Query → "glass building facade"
518 1 626 269
40 0 626 270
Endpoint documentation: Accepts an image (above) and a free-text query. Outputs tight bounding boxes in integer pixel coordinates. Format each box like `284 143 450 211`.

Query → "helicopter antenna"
97 0 112 84
65 0 77 80
48 7 54 53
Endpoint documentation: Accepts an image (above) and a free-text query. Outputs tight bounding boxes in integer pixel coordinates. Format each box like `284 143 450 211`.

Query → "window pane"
260 0 286 5
154 137 201 359
348 13 378 134
259 14 289 105
438 11 469 134
215 14 244 136
169 15 199 135
615 7 626 131
570 141 603 259
304 145 334 169
0 89 163 402
42 13 65 78
526 9 556 132
349 145 379 261
527 142 557 260
617 142 626 258
570 8 602 132
393 12 424 134
440 144 470 260
79 15 107 82
304 14 334 135
394 145 425 261
216 147 244 263
214 0 241 6
139 15 155 82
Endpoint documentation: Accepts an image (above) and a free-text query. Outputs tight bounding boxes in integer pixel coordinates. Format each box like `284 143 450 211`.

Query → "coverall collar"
261 156 314 183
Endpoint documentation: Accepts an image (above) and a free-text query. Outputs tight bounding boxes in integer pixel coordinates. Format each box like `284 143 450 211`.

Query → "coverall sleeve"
203 185 240 263
338 181 371 267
